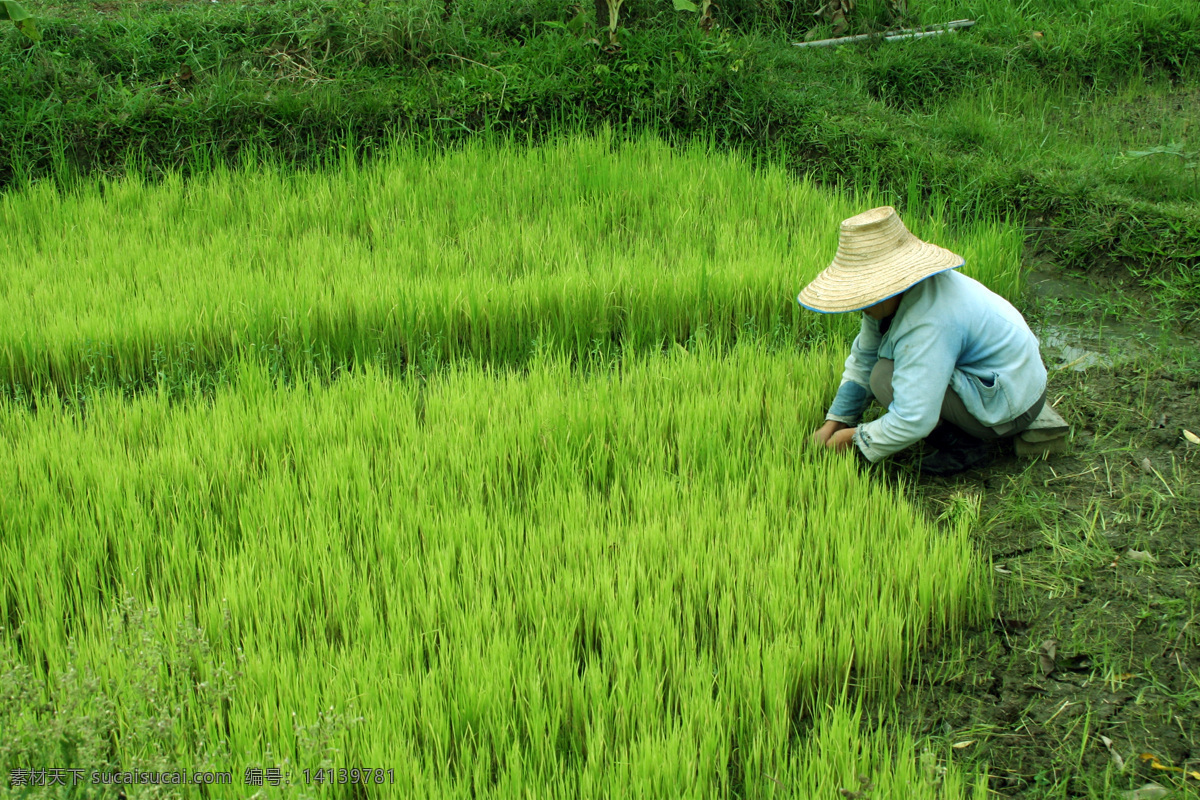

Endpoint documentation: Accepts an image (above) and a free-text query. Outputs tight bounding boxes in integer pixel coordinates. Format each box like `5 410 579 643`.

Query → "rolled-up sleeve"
825 316 882 425
826 381 870 424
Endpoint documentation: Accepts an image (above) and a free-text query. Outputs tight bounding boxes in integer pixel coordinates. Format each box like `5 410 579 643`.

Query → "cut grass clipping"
0 131 1015 796
2 345 989 798
0 128 1022 400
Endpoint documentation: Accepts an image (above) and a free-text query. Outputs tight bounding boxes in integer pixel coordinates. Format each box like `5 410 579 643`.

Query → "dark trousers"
869 359 1045 441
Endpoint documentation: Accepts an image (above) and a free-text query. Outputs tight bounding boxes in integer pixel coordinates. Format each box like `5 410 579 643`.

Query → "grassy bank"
3 0 1198 316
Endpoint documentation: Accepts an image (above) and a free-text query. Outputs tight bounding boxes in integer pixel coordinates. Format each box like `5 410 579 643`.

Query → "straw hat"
797 206 964 314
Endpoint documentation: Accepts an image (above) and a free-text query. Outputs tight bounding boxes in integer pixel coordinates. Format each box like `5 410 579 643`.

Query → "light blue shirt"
824 270 1047 462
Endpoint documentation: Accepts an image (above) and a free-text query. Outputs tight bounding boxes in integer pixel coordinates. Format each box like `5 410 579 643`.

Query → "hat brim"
797 240 965 314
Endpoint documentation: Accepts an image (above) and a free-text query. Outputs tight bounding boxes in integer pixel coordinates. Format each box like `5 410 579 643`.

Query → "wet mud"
883 265 1200 797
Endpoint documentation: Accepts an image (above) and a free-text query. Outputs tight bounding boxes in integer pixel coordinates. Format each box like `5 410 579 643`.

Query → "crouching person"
800 206 1047 476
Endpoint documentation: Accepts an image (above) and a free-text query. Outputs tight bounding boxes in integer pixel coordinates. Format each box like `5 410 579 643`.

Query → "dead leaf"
1140 753 1184 773
1100 735 1125 770
1144 754 1200 781
821 0 855 36
1140 457 1154 474
1126 549 1158 564
1184 429 1200 445
952 740 976 749
1039 639 1058 677
1122 783 1170 800
831 10 847 35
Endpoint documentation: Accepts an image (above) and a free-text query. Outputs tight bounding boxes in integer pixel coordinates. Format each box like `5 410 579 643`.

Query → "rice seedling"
0 340 990 797
0 131 1023 796
0 128 1022 402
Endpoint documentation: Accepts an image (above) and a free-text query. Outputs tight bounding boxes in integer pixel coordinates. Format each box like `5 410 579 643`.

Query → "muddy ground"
880 256 1200 798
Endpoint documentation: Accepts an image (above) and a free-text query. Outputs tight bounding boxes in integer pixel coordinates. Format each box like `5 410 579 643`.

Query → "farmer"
799 206 1047 475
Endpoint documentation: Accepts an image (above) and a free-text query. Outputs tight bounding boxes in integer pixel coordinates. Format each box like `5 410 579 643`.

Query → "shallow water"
1026 269 1195 372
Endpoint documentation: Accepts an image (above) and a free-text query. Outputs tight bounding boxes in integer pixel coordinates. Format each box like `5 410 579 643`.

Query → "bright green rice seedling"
0 132 1016 797
1 342 989 798
0 128 1021 401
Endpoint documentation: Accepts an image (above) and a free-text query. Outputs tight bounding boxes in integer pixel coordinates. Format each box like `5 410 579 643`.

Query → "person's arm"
853 321 959 462
825 315 882 425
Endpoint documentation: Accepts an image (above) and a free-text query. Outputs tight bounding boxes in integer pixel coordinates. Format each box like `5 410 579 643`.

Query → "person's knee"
870 359 894 407
940 389 1001 440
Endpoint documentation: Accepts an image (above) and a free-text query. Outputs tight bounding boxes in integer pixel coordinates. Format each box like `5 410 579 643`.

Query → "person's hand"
812 420 848 447
827 426 857 452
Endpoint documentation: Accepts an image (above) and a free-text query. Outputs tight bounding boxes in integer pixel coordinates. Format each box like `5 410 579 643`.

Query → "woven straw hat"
797 206 964 314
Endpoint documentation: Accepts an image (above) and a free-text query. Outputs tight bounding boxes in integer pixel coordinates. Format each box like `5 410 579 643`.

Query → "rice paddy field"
2 131 1028 797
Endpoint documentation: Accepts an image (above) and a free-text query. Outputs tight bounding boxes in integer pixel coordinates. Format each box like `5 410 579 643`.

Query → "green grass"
2 0 1197 321
1 341 991 798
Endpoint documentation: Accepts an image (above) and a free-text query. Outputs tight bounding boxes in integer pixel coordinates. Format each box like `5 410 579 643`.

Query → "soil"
882 260 1200 797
